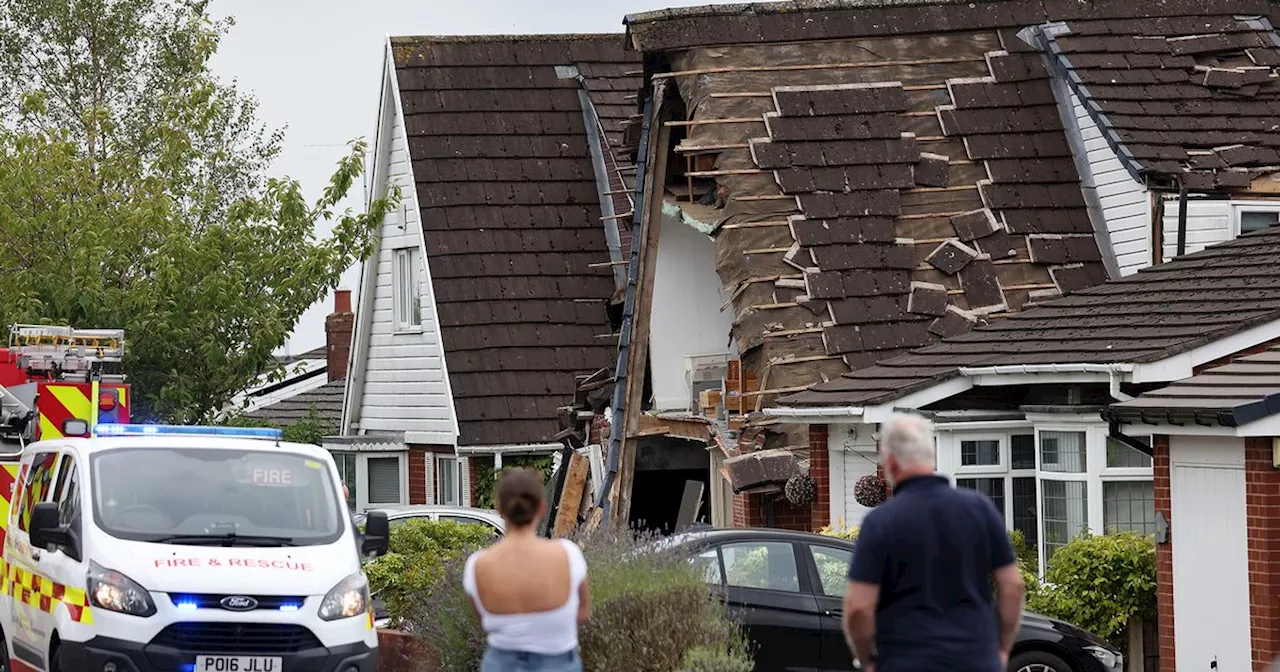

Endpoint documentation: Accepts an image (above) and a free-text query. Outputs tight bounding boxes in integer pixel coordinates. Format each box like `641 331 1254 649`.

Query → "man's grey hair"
879 412 936 467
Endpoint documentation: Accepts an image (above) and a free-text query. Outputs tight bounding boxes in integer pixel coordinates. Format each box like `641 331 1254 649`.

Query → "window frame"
938 428 1037 532
717 540 805 595
1231 201 1280 237
355 451 409 510
391 246 423 333
956 436 1004 473
436 455 461 506
806 543 855 598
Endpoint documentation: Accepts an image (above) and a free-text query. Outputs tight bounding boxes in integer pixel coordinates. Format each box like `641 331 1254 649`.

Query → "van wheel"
1009 651 1072 672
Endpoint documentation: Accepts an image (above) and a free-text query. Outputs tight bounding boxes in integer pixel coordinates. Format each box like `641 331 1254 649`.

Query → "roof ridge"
390 34 623 44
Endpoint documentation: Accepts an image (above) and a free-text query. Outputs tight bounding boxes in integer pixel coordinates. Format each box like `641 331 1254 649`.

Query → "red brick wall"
810 425 830 531
1152 435 1175 672
1246 437 1280 668
408 449 427 505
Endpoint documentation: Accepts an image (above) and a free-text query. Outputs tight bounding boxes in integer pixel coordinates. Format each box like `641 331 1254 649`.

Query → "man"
843 413 1025 672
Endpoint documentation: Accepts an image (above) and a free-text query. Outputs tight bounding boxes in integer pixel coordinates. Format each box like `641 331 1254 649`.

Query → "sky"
208 0 709 357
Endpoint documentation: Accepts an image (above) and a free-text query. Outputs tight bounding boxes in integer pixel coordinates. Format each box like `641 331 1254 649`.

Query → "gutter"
597 96 655 512
958 363 1134 376
762 406 864 421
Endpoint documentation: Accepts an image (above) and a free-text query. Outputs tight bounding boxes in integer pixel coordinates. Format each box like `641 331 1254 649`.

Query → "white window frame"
436 455 461 506
955 435 1006 474
356 451 409 511
391 247 423 333
937 427 1037 540
1230 201 1280 237
1099 434 1155 536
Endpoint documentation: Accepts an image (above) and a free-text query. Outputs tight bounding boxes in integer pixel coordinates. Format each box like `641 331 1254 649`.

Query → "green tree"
0 0 394 422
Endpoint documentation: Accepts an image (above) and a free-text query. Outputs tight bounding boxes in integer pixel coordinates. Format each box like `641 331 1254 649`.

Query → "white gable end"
342 43 457 445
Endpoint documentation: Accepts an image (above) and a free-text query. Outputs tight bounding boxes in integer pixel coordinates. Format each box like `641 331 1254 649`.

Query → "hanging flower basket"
854 474 887 508
784 474 816 506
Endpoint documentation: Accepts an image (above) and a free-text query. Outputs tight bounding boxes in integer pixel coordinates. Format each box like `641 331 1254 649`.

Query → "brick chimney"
325 289 354 383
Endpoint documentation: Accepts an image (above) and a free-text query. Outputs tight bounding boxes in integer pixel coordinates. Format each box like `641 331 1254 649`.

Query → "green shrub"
678 645 754 672
471 455 555 508
364 519 496 627
404 529 751 672
1026 531 1156 647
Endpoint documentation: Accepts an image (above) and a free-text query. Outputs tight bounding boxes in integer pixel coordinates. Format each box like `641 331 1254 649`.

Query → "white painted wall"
343 48 457 445
1169 435 1252 672
1161 195 1231 261
828 423 879 530
1066 89 1151 276
650 215 736 411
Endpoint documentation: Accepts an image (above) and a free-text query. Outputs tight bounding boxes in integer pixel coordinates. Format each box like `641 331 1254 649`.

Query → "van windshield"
91 448 345 546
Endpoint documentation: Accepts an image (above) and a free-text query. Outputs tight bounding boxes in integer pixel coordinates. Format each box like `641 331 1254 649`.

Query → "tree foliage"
0 0 394 422
1027 532 1156 647
471 455 556 509
222 407 335 446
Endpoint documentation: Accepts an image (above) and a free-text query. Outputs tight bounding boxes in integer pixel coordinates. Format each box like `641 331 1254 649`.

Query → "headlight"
87 561 156 617
318 571 369 621
1085 645 1119 669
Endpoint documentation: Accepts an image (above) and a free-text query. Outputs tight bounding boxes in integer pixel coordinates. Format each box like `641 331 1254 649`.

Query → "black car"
664 528 1123 672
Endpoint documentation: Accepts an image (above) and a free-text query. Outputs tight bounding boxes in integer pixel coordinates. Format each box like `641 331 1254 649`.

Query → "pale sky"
209 0 709 356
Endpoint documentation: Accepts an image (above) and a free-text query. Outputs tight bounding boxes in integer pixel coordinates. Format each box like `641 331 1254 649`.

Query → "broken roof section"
625 0 1127 407
783 225 1280 407
1032 12 1280 189
390 35 638 446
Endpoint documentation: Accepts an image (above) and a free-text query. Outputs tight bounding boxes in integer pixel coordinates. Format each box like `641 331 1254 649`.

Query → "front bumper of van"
57 634 377 672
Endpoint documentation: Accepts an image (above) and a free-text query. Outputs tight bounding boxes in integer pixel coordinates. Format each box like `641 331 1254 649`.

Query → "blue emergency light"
94 424 284 441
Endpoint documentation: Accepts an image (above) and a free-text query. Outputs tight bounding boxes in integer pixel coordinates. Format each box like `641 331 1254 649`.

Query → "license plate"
195 656 282 672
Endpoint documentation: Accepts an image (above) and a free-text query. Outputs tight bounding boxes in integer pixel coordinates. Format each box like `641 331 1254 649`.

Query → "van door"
40 452 88 641
9 451 58 670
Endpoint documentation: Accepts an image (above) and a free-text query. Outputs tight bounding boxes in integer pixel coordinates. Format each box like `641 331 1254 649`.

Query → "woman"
463 468 592 671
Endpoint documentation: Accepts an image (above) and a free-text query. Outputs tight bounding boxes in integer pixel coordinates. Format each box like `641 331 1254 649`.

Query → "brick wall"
1152 435 1175 672
408 449 427 505
810 425 830 531
1246 437 1280 667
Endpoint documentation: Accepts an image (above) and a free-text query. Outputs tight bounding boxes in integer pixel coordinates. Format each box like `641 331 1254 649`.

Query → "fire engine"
0 324 131 447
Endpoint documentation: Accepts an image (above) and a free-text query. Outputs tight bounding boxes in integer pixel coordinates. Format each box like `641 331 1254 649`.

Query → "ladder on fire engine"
8 324 125 379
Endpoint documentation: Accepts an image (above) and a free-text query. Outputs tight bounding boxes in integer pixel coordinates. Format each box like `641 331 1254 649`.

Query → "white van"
0 423 390 672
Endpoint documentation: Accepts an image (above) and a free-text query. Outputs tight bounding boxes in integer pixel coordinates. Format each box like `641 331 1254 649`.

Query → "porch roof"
1108 346 1280 427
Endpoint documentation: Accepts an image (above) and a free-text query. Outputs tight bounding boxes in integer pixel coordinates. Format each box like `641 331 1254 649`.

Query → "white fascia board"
934 420 1034 432
1024 411 1106 424
1115 422 1237 438
404 431 457 446
322 437 409 453
1131 317 1280 384
966 372 1113 387
454 443 563 455
342 41 396 436
1232 415 1280 437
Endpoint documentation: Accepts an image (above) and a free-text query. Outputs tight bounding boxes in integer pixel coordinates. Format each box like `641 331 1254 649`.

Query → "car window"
809 545 854 597
440 514 498 532
721 541 800 593
388 515 428 529
691 548 721 585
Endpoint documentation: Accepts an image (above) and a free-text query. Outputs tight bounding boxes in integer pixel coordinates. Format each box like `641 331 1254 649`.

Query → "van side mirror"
362 510 390 557
30 502 71 552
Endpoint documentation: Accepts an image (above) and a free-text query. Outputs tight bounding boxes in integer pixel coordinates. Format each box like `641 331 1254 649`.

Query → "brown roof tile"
392 35 633 446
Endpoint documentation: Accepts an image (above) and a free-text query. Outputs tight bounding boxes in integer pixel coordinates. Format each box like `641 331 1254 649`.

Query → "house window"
1042 480 1088 560
1103 481 1157 535
333 452 357 511
1106 436 1152 469
1232 202 1280 237
948 432 1038 550
437 456 461 506
329 451 408 510
392 247 423 331
960 440 1000 467
956 478 1005 516
1040 431 1086 473
367 457 403 504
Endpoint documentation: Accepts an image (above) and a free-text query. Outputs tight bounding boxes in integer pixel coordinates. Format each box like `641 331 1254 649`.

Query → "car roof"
24 435 331 460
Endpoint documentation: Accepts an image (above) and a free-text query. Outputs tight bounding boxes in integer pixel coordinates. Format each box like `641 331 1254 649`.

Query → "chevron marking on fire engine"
0 559 93 624
0 464 18 552
40 385 93 440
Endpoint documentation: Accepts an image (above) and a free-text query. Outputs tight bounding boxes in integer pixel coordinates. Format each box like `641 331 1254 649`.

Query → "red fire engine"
0 324 131 446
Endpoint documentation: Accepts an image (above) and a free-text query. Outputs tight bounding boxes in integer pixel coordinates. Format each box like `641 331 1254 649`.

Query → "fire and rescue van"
0 424 390 672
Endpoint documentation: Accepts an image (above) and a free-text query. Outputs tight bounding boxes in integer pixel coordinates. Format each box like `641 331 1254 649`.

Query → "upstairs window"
392 247 422 331
1232 203 1280 237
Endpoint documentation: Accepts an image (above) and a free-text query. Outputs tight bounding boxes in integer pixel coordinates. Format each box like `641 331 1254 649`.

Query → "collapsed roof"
783 225 1280 407
389 35 640 446
623 0 1280 411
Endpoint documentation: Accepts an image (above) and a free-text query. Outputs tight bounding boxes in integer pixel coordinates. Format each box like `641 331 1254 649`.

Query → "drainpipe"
1108 370 1134 403
1176 177 1189 257
597 97 654 513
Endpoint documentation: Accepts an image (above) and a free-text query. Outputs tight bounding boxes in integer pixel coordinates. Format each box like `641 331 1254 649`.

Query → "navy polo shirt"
848 475 1016 672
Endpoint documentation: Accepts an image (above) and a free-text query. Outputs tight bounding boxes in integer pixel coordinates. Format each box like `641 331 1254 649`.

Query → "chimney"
325 289 355 383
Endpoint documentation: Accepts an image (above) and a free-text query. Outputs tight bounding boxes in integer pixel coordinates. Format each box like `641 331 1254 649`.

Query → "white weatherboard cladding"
1068 88 1150 276
346 49 456 444
1161 196 1230 261
828 423 879 530
1169 436 1252 672
650 214 737 411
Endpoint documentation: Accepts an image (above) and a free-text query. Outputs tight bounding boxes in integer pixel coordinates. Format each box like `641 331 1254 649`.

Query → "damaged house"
329 35 655 516
604 0 1280 539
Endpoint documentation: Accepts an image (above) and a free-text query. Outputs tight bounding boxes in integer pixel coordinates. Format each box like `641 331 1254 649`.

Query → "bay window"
944 429 1040 554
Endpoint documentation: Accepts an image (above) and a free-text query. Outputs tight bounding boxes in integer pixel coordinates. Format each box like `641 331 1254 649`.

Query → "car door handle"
823 609 842 618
